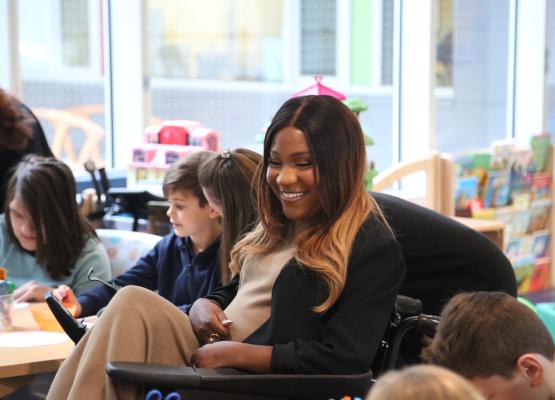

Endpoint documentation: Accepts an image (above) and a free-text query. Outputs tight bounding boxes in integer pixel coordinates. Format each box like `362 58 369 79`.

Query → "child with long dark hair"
0 156 110 301
48 96 405 399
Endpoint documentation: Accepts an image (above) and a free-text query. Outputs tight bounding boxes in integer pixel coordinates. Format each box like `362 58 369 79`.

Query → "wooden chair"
33 106 105 170
373 152 455 216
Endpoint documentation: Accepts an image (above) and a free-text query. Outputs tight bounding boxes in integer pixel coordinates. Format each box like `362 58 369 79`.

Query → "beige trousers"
47 286 199 400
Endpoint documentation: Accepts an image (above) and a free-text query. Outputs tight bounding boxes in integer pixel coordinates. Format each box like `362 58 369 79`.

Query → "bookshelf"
453 134 553 295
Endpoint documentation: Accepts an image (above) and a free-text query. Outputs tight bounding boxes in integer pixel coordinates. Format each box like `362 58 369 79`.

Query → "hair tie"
220 149 231 159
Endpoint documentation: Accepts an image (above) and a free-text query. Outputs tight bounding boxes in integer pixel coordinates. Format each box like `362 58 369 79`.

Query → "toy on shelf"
255 76 373 145
290 75 347 99
452 133 553 294
128 120 220 188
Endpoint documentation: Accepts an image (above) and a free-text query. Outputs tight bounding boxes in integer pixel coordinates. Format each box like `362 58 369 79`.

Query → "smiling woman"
47 95 405 400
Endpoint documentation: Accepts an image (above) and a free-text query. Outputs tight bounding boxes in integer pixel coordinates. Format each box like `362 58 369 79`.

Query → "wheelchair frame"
105 296 440 400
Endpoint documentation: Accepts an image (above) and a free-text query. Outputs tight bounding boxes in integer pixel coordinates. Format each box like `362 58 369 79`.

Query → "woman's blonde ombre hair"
366 365 486 400
229 95 386 313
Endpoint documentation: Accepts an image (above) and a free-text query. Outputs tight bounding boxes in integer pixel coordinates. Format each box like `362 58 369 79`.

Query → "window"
436 0 453 87
148 0 284 82
300 0 336 76
60 0 90 67
380 0 394 86
145 0 397 173
18 0 107 174
435 0 510 153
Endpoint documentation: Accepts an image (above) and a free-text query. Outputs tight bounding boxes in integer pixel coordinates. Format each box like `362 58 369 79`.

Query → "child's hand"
52 285 82 317
13 281 50 303
189 298 233 344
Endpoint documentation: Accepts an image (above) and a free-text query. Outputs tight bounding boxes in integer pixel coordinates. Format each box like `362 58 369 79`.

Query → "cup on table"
0 293 14 330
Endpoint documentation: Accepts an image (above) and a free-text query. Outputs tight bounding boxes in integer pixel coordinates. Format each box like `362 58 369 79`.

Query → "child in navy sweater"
56 149 261 317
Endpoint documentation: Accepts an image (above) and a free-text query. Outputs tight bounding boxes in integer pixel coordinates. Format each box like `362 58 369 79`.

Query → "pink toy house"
129 120 220 188
158 120 203 146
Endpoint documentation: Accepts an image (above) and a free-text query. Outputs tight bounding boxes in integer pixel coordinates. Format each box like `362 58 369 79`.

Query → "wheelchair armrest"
107 362 373 399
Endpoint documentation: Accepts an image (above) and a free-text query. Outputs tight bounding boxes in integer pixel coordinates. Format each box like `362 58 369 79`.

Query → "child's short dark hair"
162 151 214 206
422 291 555 379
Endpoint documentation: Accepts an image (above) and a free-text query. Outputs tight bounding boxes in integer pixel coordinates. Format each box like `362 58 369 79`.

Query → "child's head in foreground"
423 291 555 400
366 364 485 400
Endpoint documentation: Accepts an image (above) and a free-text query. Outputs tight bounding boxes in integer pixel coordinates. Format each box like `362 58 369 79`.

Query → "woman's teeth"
281 192 303 200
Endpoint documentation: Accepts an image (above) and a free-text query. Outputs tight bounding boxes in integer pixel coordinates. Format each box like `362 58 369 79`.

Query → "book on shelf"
511 210 532 237
505 235 535 259
531 172 552 200
513 254 536 294
484 170 511 208
532 230 551 258
511 148 534 175
454 152 491 177
530 133 552 173
454 175 480 212
530 257 551 292
529 198 552 232
505 233 549 260
505 237 520 259
491 140 516 171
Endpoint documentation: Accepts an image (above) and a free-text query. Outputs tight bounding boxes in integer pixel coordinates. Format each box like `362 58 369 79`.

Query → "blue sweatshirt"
77 233 221 317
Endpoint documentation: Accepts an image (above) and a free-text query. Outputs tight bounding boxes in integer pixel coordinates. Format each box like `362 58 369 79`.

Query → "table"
0 306 74 397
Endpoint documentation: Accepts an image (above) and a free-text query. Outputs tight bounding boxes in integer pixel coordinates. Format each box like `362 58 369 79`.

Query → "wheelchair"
103 295 440 400
62 191 513 398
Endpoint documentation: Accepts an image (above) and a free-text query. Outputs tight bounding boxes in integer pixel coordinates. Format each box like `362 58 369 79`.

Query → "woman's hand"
52 285 83 317
189 298 233 344
192 342 272 372
13 281 50 303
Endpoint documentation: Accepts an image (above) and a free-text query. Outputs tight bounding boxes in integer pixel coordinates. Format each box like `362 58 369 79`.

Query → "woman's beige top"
224 242 296 342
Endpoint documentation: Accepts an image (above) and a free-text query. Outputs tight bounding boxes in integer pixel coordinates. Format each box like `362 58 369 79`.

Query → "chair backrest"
33 106 105 170
96 229 162 277
373 152 455 216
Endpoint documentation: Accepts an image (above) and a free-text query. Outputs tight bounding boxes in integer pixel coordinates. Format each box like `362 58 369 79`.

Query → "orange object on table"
30 303 77 332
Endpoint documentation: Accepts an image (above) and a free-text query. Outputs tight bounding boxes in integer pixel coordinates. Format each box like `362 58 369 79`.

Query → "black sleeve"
204 275 239 309
270 219 406 374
